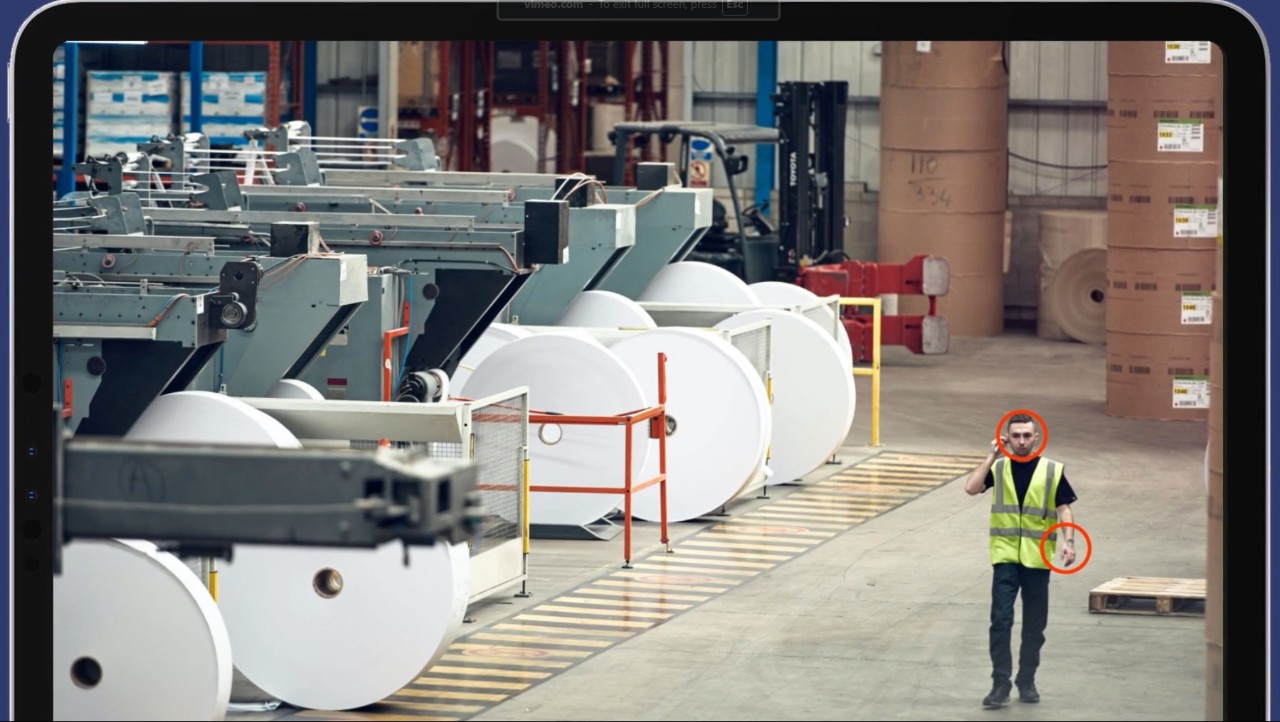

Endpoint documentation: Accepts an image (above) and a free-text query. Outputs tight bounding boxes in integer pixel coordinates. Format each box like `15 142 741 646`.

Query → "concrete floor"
239 329 1211 721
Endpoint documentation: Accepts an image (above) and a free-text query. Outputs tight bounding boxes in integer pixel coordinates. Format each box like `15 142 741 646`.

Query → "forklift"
609 81 851 283
608 80 948 363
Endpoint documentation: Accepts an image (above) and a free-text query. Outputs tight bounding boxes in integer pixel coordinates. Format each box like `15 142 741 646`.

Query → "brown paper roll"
882 41 1007 89
1046 248 1107 345
881 86 1009 151
1108 41 1222 77
1105 330 1210 420
1039 210 1107 268
1105 247 1217 336
879 149 1008 213
1205 640 1223 721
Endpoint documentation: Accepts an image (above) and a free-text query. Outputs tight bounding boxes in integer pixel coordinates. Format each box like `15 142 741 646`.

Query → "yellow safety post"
522 451 531 556
839 297 883 448
208 560 218 604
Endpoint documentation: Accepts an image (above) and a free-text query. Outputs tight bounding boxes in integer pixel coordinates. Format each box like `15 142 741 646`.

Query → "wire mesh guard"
801 300 841 343
726 324 772 388
351 393 528 558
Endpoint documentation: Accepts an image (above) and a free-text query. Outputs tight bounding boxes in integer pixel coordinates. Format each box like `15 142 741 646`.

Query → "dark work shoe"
1017 681 1040 703
982 681 1012 709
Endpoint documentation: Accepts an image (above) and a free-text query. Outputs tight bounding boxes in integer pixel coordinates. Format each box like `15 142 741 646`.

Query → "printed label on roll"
1158 120 1205 153
1173 204 1219 237
916 41 931 53
1181 292 1213 324
1173 376 1210 409
1166 42 1212 64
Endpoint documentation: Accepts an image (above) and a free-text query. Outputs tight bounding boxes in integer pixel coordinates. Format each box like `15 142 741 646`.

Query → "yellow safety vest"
989 457 1064 569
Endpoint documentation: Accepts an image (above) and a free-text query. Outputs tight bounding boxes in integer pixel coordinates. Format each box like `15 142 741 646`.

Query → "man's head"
1006 414 1039 456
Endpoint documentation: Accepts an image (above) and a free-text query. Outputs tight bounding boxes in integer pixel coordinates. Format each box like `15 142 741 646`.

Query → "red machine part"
796 255 948 364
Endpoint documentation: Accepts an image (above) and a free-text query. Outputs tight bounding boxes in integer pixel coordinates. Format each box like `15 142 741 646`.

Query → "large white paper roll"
451 323 533 393
639 261 763 306
715 309 856 484
609 328 771 522
127 390 302 450
215 539 469 711
124 391 472 711
460 333 650 526
557 289 657 329
749 281 855 370
55 539 233 721
267 379 325 400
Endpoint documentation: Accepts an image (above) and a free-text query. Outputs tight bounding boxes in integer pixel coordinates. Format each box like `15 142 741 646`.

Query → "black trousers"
989 562 1050 685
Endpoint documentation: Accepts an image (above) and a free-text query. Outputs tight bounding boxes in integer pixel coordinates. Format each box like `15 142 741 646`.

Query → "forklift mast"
774 80 850 281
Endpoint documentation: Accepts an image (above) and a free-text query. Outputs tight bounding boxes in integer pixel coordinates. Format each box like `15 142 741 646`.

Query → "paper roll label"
1173 204 1219 238
1181 292 1213 325
916 41 932 53
196 295 204 315
1157 120 1205 153
1173 376 1210 409
1166 42 1212 64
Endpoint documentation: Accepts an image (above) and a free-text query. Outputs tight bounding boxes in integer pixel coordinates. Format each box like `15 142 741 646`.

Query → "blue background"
0 0 1273 718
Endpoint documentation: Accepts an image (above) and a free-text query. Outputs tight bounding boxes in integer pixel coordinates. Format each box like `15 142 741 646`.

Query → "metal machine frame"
237 388 533 604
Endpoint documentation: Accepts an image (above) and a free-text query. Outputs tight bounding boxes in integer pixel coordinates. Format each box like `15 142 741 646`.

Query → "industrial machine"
54 199 369 413
84 127 715 403
131 123 714 306
53 189 538 600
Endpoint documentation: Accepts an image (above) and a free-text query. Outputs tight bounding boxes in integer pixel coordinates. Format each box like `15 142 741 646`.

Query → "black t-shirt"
984 457 1077 508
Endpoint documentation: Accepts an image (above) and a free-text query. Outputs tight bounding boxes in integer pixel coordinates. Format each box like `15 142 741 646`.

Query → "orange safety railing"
381 302 412 402
381 327 409 401
527 352 671 568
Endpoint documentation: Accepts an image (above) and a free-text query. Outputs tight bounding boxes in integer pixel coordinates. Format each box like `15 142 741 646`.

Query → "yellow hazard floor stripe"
572 586 712 603
270 451 966 722
680 538 812 553
394 688 510 702
554 595 695 611
629 561 762 578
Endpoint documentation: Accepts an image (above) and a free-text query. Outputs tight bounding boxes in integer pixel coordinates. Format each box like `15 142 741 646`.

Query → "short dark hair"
1007 413 1036 430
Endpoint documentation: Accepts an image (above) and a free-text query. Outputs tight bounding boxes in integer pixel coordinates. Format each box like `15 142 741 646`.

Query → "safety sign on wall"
688 138 713 188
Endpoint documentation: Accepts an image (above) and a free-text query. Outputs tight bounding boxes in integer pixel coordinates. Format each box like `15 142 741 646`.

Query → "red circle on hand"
996 409 1048 462
1039 522 1090 574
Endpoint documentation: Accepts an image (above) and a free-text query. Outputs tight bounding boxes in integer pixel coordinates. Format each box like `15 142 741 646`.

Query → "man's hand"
990 435 1008 456
966 437 1005 495
1060 540 1077 567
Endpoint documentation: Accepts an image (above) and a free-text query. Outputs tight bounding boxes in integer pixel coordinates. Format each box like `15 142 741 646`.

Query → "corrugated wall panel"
687 41 757 192
315 41 379 138
689 40 1109 198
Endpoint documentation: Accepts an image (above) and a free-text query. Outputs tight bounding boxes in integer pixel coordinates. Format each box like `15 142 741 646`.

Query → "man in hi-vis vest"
964 413 1078 709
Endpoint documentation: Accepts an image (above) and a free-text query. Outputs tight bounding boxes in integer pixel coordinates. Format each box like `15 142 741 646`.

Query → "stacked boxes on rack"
181 72 267 147
84 70 177 158
53 50 65 158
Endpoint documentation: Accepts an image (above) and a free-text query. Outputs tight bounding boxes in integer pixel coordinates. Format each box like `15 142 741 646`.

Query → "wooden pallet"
1088 576 1206 617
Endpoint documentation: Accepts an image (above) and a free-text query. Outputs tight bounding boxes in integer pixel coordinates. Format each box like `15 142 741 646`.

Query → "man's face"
1007 421 1038 456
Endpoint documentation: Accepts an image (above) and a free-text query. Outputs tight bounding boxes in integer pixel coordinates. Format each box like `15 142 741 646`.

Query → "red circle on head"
996 409 1048 462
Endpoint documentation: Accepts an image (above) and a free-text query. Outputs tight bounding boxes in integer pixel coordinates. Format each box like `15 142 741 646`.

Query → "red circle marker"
1039 522 1091 574
996 409 1048 462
